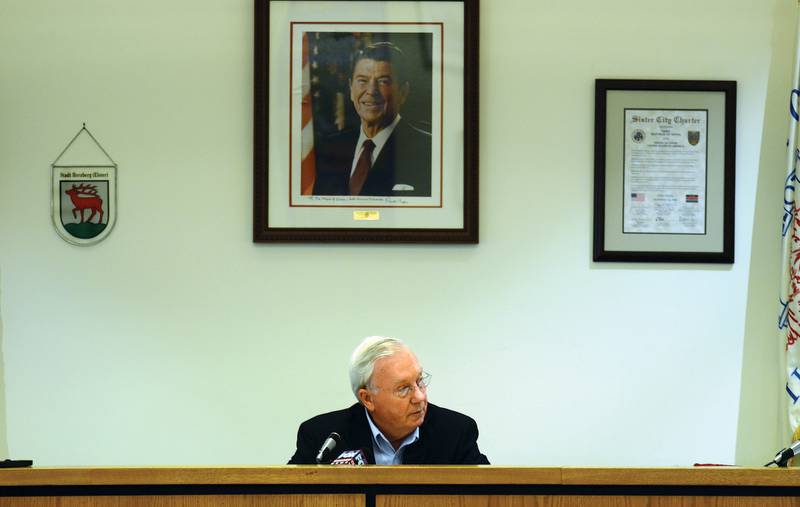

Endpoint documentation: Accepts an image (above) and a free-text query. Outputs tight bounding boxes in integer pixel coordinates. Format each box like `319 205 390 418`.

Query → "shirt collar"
364 407 419 452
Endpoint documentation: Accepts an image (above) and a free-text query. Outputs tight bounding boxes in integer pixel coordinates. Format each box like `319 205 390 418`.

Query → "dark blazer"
312 119 432 197
287 402 489 465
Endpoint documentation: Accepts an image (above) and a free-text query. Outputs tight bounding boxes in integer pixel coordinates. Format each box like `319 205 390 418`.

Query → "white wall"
0 0 790 466
735 0 795 466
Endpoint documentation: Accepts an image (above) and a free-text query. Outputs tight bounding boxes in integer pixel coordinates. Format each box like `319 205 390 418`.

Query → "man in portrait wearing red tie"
312 41 432 197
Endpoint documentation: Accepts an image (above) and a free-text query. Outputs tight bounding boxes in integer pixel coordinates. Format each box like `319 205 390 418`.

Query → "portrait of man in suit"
312 40 433 197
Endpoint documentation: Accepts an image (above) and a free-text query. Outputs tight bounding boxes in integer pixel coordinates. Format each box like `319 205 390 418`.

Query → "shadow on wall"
734 0 795 466
0 269 8 458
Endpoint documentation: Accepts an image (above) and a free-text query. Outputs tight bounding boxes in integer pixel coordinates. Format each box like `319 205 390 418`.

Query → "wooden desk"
0 466 798 506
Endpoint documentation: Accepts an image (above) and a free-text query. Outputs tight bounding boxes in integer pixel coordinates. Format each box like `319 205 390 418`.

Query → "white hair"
349 336 407 399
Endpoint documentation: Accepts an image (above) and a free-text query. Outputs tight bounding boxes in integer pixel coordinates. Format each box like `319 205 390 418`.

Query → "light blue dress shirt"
364 408 420 465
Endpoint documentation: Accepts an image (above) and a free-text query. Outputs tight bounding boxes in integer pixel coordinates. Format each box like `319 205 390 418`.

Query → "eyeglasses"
370 372 432 399
392 371 432 399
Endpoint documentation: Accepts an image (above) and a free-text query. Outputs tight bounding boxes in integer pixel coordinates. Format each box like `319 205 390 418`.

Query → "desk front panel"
0 494 364 507
379 494 800 507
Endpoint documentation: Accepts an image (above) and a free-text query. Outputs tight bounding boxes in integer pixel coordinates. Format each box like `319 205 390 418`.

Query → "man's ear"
358 388 375 412
398 82 409 108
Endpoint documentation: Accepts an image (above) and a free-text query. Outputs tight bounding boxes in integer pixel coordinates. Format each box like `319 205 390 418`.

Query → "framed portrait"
593 79 736 263
254 0 478 243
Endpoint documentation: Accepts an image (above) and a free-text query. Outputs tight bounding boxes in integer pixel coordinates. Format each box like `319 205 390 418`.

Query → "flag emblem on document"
688 130 701 146
631 192 645 202
686 194 699 203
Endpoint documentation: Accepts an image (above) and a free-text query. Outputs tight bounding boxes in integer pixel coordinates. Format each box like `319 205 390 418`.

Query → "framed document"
593 79 736 263
254 0 479 243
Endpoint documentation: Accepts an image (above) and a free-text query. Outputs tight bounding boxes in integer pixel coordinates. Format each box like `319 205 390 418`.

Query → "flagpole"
780 1 800 445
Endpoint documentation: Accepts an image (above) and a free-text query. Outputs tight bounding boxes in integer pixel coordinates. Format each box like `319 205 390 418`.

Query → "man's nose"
411 384 427 402
366 78 380 94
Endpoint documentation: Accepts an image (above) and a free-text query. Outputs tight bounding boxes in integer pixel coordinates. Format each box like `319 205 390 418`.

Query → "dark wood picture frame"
593 79 736 263
253 0 479 243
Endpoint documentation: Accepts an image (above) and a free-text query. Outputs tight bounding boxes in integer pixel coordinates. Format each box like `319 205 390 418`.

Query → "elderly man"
312 42 433 197
287 336 489 464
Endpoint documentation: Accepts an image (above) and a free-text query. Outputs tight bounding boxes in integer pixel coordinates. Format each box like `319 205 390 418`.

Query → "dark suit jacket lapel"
401 407 431 464
371 130 395 175
360 128 398 196
343 403 377 465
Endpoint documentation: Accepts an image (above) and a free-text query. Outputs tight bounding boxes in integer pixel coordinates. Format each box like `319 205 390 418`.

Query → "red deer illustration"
64 184 104 224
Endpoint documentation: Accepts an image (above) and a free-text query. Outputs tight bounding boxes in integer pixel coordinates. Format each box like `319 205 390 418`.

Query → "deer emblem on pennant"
51 124 117 246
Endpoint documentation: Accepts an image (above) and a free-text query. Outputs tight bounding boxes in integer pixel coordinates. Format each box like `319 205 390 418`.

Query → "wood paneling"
561 467 800 487
377 494 800 507
0 494 363 507
0 467 558 487
3 467 799 488
1 468 800 507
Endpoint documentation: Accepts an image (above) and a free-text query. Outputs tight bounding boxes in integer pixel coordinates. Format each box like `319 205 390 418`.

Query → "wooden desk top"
0 466 797 487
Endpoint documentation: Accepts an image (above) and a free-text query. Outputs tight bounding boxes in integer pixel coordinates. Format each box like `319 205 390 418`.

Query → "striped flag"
300 33 316 195
779 8 800 447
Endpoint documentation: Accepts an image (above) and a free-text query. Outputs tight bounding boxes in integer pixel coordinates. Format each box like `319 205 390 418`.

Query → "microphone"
766 440 800 467
330 449 367 465
315 432 341 464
